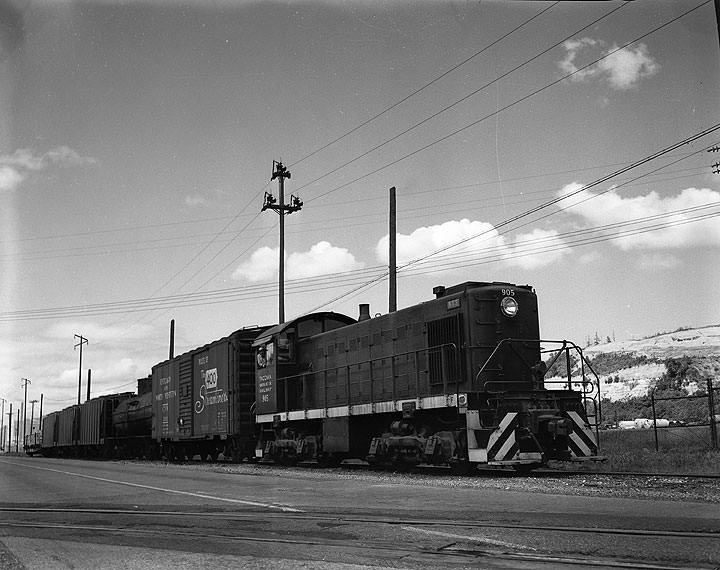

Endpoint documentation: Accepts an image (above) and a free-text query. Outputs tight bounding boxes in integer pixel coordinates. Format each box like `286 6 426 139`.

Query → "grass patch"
591 426 720 474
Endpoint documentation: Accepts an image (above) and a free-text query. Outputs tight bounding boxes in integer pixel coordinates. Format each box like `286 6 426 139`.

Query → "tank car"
111 377 155 458
253 281 601 470
151 326 266 462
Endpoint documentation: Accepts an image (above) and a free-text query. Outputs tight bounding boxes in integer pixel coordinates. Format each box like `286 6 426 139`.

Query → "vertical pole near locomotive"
262 161 303 324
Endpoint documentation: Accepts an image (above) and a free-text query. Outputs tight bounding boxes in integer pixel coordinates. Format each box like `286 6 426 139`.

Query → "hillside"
547 325 720 402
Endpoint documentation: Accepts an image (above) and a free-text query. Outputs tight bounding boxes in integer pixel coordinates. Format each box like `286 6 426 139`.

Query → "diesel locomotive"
36 281 601 471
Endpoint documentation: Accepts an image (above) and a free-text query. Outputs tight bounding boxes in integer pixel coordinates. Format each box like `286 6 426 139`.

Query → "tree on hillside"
544 351 579 378
657 356 704 393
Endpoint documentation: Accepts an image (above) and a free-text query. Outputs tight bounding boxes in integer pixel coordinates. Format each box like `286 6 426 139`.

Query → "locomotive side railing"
541 340 602 443
274 342 462 413
471 338 602 437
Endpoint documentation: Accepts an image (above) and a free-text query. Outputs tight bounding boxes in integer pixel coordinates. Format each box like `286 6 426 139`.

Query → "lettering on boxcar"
195 367 227 414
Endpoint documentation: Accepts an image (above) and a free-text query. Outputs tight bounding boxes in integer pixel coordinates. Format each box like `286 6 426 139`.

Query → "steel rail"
0 507 717 541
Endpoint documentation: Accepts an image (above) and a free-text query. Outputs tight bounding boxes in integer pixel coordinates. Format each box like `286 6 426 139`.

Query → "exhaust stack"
358 304 371 321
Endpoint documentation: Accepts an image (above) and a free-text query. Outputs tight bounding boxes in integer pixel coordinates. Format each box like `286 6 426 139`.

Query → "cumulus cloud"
558 183 720 250
233 241 364 282
506 228 571 270
376 219 504 265
0 146 96 193
376 219 569 271
0 165 25 192
558 38 660 90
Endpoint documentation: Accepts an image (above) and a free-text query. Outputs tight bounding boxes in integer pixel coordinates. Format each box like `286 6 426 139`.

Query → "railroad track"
0 507 716 570
1 507 718 540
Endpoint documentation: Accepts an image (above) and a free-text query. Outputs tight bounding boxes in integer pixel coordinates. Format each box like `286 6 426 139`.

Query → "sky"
0 0 719 418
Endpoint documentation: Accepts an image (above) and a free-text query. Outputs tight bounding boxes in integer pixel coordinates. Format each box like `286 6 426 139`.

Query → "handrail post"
708 378 717 450
564 341 572 391
651 389 659 452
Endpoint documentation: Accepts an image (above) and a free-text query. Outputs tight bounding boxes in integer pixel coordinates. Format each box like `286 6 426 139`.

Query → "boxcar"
151 326 266 461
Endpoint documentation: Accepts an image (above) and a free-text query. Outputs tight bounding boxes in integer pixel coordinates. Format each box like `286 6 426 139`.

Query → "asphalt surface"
1 456 719 569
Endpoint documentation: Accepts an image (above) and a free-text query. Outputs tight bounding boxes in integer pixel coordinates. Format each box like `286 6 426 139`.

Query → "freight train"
35 281 602 471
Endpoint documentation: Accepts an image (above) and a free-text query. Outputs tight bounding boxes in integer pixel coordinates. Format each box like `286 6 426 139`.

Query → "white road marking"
8 461 303 512
401 525 536 551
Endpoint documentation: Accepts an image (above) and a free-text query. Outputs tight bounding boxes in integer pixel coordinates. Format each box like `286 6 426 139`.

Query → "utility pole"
7 404 12 452
74 334 88 405
0 397 5 452
29 399 38 435
262 160 303 323
389 187 397 313
20 378 30 448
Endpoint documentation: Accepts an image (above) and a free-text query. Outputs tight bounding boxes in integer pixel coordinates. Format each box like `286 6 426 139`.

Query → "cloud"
558 38 660 90
44 320 155 343
233 241 364 282
0 146 96 193
637 253 681 270
558 183 720 250
376 219 504 265
184 194 208 207
506 228 571 270
376 219 568 272
0 165 25 192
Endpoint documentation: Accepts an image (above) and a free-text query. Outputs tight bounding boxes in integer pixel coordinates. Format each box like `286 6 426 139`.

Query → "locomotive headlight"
500 296 519 318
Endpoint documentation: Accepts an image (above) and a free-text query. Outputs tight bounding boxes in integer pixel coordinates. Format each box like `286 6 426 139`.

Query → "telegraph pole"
0 397 5 452
262 161 303 323
389 187 397 313
7 404 12 452
29 399 38 435
20 378 30 448
74 334 88 405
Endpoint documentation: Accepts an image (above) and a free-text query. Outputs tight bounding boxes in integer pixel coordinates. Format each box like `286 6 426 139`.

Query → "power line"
302 124 720 312
3 159 707 264
304 1 710 204
3 200 716 323
3 127 718 323
295 2 628 197
288 2 561 169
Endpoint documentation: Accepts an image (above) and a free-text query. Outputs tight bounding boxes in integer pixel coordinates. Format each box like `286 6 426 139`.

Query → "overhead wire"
287 1 561 169
8 2 713 344
304 0 710 203
302 127 720 313
294 1 629 197
4 181 716 322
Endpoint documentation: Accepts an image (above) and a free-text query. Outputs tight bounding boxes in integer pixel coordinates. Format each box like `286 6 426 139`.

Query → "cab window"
277 329 295 362
256 342 275 368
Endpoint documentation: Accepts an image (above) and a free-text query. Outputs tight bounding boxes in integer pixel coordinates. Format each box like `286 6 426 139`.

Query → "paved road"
1 456 718 569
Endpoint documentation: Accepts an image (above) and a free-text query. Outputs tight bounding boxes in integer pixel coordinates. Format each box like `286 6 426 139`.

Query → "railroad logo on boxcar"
195 367 227 414
204 367 218 389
